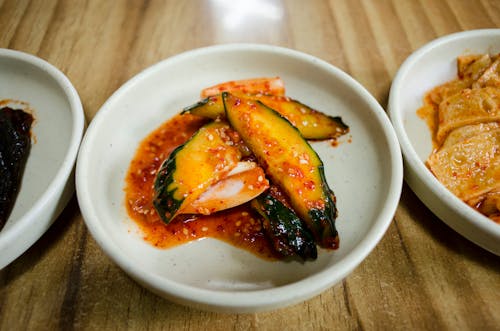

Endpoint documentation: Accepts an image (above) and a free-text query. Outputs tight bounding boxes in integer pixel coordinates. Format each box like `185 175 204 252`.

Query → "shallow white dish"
76 44 403 312
0 49 85 268
389 29 500 256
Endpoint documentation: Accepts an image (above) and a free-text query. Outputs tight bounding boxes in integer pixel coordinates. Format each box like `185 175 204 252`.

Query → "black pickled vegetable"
251 187 317 260
0 107 33 229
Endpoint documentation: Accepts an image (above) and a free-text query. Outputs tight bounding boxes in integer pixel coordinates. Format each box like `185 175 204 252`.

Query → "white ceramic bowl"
76 44 403 312
0 49 85 268
389 29 500 256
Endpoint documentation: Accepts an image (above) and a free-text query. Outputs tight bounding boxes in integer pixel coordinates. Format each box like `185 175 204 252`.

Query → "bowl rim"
388 29 500 252
0 48 85 268
76 43 403 311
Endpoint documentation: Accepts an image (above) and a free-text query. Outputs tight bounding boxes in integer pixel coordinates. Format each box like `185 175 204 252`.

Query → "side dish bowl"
388 29 500 255
76 44 403 312
0 49 85 268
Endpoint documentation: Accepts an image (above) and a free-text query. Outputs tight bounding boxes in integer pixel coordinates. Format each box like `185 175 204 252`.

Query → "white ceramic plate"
389 29 500 256
77 44 403 312
0 49 85 268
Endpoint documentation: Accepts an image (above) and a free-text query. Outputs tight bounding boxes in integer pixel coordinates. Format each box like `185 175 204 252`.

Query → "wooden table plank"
0 1 499 330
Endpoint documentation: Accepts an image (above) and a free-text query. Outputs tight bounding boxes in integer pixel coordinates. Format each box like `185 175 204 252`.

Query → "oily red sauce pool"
124 114 278 260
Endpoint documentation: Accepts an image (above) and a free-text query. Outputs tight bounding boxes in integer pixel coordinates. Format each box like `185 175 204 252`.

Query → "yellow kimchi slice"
457 53 493 81
436 87 500 144
441 122 500 148
473 56 500 89
427 128 500 201
467 190 500 223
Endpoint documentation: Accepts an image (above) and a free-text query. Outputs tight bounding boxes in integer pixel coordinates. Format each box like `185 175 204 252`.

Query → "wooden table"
1 1 499 330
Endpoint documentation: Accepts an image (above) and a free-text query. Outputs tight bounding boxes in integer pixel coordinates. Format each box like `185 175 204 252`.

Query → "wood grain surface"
1 0 500 330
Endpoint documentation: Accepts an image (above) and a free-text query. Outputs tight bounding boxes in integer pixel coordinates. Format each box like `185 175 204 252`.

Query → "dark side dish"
0 105 34 229
125 77 349 261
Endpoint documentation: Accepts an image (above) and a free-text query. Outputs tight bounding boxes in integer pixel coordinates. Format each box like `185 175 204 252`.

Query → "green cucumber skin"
181 96 224 119
153 121 240 224
183 95 349 140
181 99 205 115
330 116 349 131
252 193 317 260
153 144 185 223
182 97 211 115
286 98 349 139
259 101 339 248
309 167 339 249
223 92 339 249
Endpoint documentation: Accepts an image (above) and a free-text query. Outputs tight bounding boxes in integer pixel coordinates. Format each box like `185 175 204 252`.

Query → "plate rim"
76 43 403 311
0 48 85 268
388 29 500 256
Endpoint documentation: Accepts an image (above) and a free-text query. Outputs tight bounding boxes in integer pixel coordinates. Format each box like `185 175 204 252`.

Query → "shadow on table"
399 183 500 269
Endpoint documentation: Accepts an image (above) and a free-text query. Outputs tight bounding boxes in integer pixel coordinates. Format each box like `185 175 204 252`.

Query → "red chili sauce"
124 114 278 260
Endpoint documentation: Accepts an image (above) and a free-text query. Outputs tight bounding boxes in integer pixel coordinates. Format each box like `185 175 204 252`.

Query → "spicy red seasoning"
124 113 278 260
